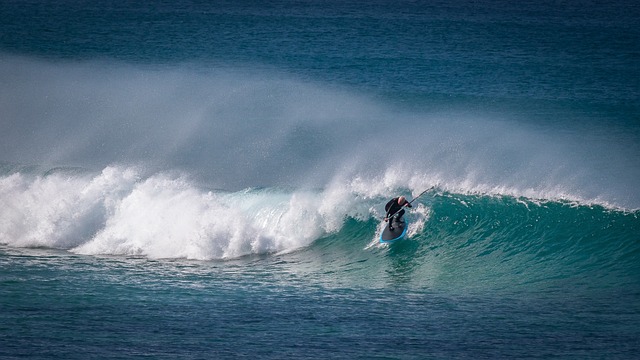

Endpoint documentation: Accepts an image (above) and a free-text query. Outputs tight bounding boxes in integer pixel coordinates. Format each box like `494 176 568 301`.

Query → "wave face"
1 165 638 294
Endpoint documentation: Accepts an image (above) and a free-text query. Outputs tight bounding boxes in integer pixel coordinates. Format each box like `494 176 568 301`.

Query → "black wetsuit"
385 197 412 229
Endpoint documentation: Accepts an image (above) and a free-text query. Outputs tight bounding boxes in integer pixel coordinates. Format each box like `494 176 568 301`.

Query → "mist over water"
2 56 388 187
1 55 638 209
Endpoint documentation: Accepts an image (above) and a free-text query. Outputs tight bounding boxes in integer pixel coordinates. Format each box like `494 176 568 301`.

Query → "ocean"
1 0 639 358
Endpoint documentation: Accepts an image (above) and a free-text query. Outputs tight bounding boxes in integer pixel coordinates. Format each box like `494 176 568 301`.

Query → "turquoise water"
1 0 639 358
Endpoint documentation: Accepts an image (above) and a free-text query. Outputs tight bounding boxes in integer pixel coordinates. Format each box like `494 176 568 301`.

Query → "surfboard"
380 216 408 243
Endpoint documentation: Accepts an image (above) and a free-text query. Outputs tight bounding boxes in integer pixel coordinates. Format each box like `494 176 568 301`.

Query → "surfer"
384 196 412 230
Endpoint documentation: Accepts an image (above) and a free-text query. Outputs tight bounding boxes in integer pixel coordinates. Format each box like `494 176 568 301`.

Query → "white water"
0 166 386 259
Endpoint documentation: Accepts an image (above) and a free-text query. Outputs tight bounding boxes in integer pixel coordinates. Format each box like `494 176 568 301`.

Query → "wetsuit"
385 197 412 229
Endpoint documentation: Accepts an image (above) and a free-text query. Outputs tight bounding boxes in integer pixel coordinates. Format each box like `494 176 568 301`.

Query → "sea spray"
1 56 639 208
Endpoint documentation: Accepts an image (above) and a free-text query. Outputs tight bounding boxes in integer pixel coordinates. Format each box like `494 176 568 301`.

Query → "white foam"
2 166 405 259
0 166 139 249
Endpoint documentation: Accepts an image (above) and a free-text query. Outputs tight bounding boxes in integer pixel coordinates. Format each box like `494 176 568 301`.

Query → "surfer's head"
398 196 406 205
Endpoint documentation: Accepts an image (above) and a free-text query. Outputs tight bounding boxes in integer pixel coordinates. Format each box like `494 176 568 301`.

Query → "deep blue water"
1 0 639 358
